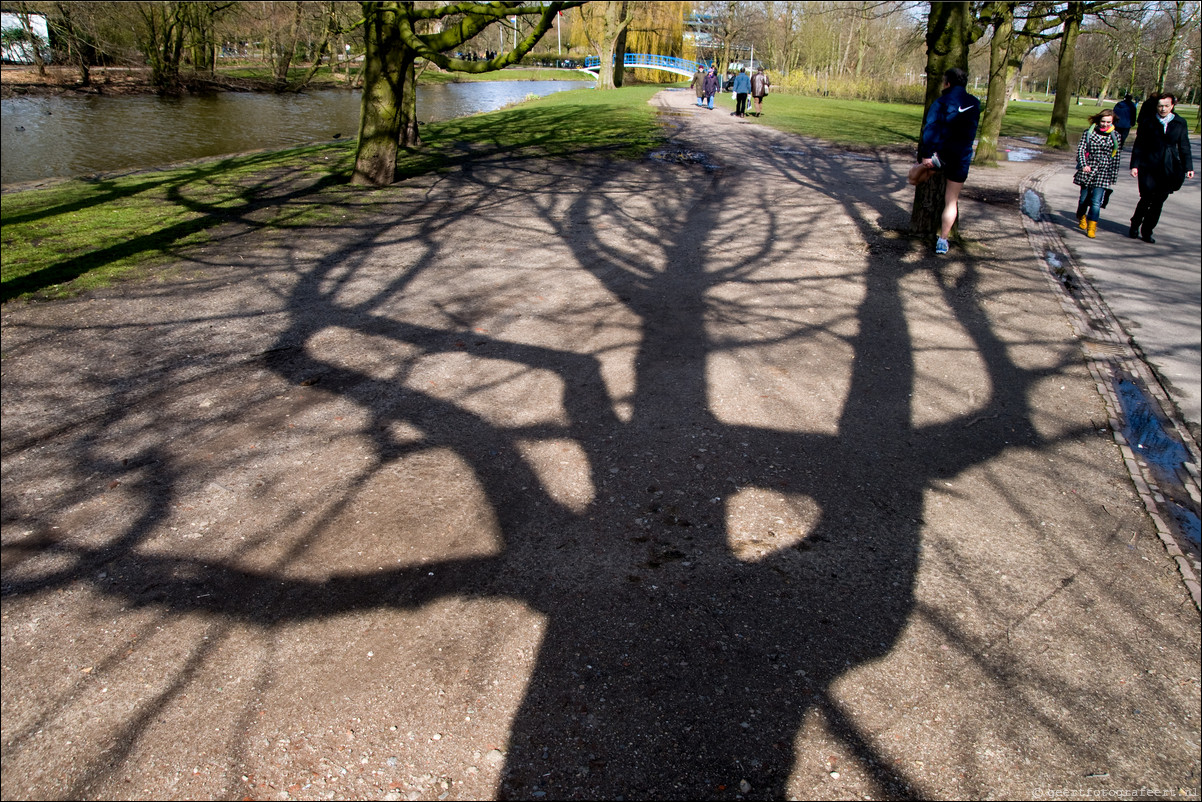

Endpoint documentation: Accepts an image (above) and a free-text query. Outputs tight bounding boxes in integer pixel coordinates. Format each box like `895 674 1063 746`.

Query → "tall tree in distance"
1045 2 1131 149
134 0 187 91
1046 1 1086 148
973 2 1064 167
626 1 686 84
1151 0 1200 92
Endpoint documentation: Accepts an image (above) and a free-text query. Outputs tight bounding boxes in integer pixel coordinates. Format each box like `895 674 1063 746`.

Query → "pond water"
1 80 588 186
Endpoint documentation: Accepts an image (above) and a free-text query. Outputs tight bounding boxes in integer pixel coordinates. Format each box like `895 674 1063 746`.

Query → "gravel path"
2 88 1199 801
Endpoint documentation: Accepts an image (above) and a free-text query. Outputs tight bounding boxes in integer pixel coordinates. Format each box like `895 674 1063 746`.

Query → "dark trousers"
1116 127 1131 150
1131 175 1171 237
735 93 748 116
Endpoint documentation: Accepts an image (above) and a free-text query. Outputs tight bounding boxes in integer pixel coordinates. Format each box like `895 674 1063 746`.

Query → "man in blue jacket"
732 66 752 118
1112 94 1137 150
916 68 981 255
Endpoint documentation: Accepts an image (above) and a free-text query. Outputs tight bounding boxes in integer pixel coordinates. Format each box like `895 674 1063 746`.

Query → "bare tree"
1046 1 1127 149
353 1 579 188
973 2 1065 167
1151 0 1200 92
9 1 50 76
573 1 636 90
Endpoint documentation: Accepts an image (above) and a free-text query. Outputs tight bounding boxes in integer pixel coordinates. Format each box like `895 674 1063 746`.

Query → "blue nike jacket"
918 84 981 177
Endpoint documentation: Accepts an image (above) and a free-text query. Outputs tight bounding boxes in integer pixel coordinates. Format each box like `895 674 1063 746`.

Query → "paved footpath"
1037 141 1201 438
1 88 1200 801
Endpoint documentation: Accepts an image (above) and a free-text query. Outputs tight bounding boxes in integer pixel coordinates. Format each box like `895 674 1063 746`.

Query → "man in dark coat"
1128 93 1195 243
690 65 706 107
732 66 752 117
1113 94 1137 150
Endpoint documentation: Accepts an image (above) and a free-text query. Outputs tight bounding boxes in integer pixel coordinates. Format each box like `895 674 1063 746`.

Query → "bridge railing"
582 53 699 74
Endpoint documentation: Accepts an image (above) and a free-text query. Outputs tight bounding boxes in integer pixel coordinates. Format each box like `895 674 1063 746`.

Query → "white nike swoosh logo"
958 105 976 112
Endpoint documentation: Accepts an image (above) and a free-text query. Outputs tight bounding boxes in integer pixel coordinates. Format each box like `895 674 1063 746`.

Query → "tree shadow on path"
1 95 1105 800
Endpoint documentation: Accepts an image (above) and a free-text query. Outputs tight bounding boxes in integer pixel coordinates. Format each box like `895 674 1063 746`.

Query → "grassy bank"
0 85 664 302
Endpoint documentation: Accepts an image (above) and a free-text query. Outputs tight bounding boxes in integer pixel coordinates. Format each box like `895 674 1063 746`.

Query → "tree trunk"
1095 37 1122 105
352 1 406 187
590 1 631 91
611 1 629 88
51 2 91 86
973 6 1015 167
1045 2 1082 149
911 1 969 238
274 2 303 89
352 1 573 186
292 2 336 92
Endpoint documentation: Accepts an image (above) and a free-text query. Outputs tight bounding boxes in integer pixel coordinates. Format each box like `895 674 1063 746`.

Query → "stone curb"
1019 161 1201 610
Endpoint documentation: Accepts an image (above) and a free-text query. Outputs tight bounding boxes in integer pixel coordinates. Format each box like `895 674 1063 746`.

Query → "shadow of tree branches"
2 94 1197 801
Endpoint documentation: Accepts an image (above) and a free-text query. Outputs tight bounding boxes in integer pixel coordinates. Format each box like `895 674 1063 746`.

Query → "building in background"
1 10 50 64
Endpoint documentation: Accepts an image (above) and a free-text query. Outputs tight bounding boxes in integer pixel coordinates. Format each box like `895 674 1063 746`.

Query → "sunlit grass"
710 93 1107 148
0 85 664 301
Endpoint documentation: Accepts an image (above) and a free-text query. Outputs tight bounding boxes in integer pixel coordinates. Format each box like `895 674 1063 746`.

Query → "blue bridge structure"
580 53 702 79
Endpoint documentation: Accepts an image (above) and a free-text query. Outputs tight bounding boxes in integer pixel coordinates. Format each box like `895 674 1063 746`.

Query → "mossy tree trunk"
580 1 633 91
972 4 1015 167
973 4 1064 167
1046 1 1083 149
352 2 408 187
611 3 629 88
352 1 579 187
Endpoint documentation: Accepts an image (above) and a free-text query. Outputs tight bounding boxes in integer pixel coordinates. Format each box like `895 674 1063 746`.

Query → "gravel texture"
2 88 1199 801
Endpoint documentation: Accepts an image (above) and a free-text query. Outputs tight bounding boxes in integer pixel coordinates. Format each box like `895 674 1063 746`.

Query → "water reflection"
1 80 588 186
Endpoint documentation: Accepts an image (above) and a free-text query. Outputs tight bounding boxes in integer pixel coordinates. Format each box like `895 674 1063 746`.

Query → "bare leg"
941 179 964 239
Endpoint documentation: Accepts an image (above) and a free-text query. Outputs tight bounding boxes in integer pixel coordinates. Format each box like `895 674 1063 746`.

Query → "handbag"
907 162 935 186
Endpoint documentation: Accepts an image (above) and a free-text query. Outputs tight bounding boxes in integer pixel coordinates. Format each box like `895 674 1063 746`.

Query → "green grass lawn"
710 93 1107 148
5 84 1166 302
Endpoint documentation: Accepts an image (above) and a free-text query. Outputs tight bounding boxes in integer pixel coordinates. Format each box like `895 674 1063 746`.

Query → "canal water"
1 80 587 187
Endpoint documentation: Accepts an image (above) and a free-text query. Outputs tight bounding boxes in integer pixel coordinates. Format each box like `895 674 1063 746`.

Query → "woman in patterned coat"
1073 108 1121 239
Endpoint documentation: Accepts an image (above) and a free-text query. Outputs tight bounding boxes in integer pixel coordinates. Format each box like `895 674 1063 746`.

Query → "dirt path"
2 88 1199 801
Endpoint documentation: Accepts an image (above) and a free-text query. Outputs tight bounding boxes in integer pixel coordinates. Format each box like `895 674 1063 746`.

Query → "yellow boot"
1086 220 1097 238
1078 215 1088 230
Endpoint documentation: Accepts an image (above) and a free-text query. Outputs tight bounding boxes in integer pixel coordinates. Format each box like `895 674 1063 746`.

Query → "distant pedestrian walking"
751 67 770 117
732 67 752 118
1072 109 1121 239
703 68 719 110
916 67 981 255
691 65 706 107
1112 94 1137 150
1129 93 1195 244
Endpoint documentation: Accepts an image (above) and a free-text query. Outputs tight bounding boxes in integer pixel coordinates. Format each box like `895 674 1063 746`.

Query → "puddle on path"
648 149 722 170
1115 376 1200 548
1022 189 1044 221
1006 147 1041 162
